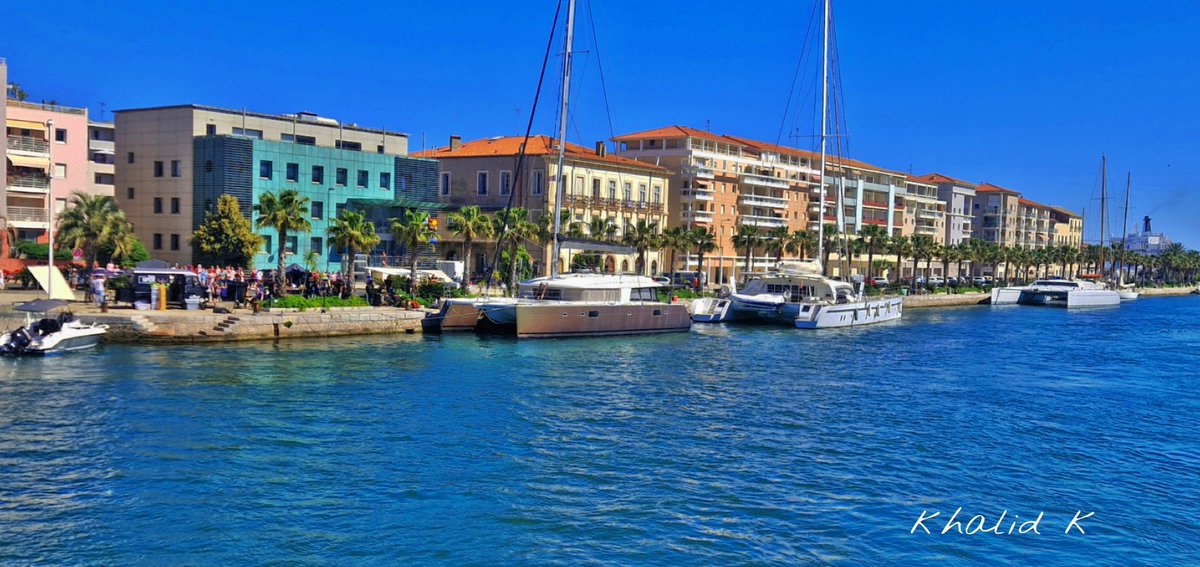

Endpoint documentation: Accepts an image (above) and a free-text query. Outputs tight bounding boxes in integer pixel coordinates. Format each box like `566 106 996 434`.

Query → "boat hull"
514 303 691 338
794 297 903 329
1118 290 1140 301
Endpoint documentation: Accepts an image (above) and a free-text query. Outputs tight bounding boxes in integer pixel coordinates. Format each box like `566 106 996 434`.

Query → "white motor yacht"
1 300 108 356
990 278 1120 308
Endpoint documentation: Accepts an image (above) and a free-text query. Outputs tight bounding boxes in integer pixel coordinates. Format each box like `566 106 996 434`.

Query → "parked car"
652 276 671 285
928 276 945 287
914 276 926 285
869 276 889 287
973 276 989 286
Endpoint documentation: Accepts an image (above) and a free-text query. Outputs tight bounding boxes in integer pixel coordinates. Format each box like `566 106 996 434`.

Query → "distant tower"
1143 215 1152 234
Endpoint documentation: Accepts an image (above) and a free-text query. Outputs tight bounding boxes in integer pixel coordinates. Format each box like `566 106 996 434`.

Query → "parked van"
667 271 708 288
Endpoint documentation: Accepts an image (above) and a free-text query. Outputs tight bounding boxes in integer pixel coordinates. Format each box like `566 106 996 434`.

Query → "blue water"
1 297 1198 565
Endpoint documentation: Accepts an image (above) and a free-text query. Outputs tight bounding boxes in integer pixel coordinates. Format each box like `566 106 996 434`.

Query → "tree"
588 216 618 242
494 207 540 291
660 226 690 273
445 205 493 281
55 191 137 269
763 225 791 262
97 234 151 268
790 230 817 260
390 209 435 293
889 236 912 286
7 83 28 102
254 189 311 294
622 219 661 276
820 223 840 276
856 224 888 279
731 224 764 277
327 210 381 288
689 227 717 285
909 235 938 288
192 194 264 269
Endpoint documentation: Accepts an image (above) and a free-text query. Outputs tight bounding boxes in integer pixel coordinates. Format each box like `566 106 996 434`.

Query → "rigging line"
585 0 618 142
774 0 822 150
485 0 563 294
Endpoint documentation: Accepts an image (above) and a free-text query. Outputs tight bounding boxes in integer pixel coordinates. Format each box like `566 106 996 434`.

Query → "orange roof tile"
910 173 977 188
612 125 728 146
976 182 1020 194
412 135 667 172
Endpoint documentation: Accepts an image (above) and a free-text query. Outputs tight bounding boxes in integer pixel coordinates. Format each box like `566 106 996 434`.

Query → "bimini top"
774 260 823 276
14 299 69 313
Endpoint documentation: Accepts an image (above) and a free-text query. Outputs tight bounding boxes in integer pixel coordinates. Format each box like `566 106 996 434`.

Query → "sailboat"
473 0 690 338
1115 173 1139 300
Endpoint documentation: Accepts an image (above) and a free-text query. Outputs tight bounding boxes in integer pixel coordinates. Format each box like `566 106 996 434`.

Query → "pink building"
5 99 90 242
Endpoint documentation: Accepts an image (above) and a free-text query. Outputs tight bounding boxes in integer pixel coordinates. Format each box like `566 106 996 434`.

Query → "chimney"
1143 215 1152 234
449 135 462 151
595 141 607 157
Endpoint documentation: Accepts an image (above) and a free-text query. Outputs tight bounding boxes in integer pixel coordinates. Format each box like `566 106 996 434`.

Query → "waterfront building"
87 121 115 197
114 105 435 270
1048 206 1083 248
5 96 90 243
909 173 976 247
613 126 908 284
413 135 670 278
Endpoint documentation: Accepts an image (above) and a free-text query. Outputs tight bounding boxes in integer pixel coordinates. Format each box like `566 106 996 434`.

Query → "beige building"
414 135 671 277
1049 206 1083 248
87 121 115 197
898 176 946 244
114 105 408 265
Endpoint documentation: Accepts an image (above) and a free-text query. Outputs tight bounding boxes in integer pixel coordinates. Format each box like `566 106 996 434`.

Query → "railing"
5 100 87 115
682 210 714 223
741 214 787 228
862 180 892 194
862 218 888 226
917 209 943 219
7 176 51 191
738 193 788 209
7 135 49 154
682 164 715 179
740 173 789 189
7 206 49 224
862 199 889 209
681 189 714 201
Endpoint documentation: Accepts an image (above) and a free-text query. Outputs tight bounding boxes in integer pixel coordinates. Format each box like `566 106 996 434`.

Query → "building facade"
910 173 976 247
5 99 90 242
114 105 414 267
415 135 671 278
1049 207 1083 248
87 121 115 197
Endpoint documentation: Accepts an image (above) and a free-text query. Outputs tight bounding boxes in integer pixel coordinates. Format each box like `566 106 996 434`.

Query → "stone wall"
74 308 426 344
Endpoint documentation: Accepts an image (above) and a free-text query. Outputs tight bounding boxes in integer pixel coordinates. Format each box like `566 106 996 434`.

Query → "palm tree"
327 210 381 289
588 216 618 242
55 191 137 269
790 229 817 260
622 219 661 276
731 224 764 276
909 235 938 288
820 223 840 276
495 207 540 289
857 224 888 279
936 243 957 293
689 227 717 285
389 209 435 294
763 225 791 262
889 236 912 286
660 226 690 273
254 189 312 294
446 205 493 282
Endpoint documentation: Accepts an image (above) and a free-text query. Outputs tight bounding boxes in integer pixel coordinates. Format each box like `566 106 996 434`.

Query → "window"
171 160 181 177
153 197 163 214
154 161 164 177
127 152 135 164
232 127 263 139
653 185 662 203
336 168 348 186
312 201 324 219
260 160 273 179
335 140 362 151
608 180 617 200
591 178 601 198
310 237 323 255
171 198 180 214
574 176 584 196
477 171 488 195
282 134 316 145
286 236 297 254
623 182 632 201
377 145 385 154
639 183 647 202
399 175 408 192
440 172 451 196
380 172 391 190
532 171 543 195
126 187 135 199
286 163 299 182
312 165 326 184
263 236 272 254
206 124 216 136
357 169 369 188
153 234 163 250
500 171 511 196
55 128 67 143
53 163 67 179
170 234 180 250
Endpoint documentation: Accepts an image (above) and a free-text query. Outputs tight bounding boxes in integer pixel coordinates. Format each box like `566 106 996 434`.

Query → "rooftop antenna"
98 102 106 121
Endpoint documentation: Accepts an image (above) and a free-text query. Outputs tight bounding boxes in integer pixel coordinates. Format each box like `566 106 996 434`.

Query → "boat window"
630 288 657 301
588 311 600 318
652 309 663 316
580 289 621 302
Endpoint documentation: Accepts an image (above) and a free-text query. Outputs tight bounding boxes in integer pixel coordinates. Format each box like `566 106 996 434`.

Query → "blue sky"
6 0 1198 246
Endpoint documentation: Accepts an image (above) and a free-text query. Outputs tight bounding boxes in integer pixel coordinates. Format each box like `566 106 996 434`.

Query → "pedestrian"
91 273 107 307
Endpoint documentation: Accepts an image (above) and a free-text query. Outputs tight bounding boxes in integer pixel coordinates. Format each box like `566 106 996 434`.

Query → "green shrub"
266 295 368 310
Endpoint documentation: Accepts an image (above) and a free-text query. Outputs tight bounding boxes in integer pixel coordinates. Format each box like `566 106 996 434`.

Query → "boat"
1114 172 1139 300
0 300 108 356
990 278 1120 308
690 260 903 328
470 0 690 339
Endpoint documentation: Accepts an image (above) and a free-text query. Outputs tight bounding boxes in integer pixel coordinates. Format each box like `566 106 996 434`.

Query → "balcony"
6 175 51 192
741 173 789 189
7 136 49 154
916 224 939 234
740 214 788 228
738 193 788 209
862 218 888 227
681 164 715 180
681 186 715 201
7 206 49 226
917 209 943 220
862 180 892 194
862 199 889 209
681 210 714 223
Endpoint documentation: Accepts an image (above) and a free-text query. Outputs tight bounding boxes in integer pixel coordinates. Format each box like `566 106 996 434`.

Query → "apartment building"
972 183 1021 246
909 173 976 247
87 121 115 197
114 105 421 267
898 176 946 244
414 135 670 277
5 98 90 243
1049 207 1083 248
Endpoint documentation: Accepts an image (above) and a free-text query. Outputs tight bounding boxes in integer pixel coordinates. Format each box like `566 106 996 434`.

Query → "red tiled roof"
411 135 667 172
910 173 977 188
611 125 728 145
975 182 1020 194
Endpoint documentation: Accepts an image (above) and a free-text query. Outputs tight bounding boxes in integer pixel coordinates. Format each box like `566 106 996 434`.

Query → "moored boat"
1 300 108 356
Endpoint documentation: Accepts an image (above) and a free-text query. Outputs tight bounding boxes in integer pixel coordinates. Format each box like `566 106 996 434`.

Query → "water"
1 298 1198 565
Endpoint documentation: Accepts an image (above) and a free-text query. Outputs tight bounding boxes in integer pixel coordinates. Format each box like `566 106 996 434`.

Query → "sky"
6 0 1198 246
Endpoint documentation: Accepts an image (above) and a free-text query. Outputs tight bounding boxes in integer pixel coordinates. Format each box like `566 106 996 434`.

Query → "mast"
1118 172 1131 284
550 0 576 279
46 118 55 300
816 0 829 264
1099 154 1107 279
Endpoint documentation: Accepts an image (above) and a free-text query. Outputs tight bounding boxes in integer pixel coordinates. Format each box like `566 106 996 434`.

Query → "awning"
6 154 50 170
25 266 75 301
6 119 48 132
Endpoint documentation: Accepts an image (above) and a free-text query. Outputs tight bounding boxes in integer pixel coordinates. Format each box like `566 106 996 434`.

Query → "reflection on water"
1 297 1198 564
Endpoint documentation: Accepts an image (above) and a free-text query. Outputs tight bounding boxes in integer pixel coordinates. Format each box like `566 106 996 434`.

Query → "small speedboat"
1 300 108 356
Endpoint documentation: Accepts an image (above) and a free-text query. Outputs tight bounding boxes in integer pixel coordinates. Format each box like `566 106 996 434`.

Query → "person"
0 269 5 290
91 273 107 307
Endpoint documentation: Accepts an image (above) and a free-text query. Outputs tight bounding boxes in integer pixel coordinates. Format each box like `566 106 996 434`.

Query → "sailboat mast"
550 0 576 279
1099 154 1107 279
1118 172 1131 283
816 0 829 263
